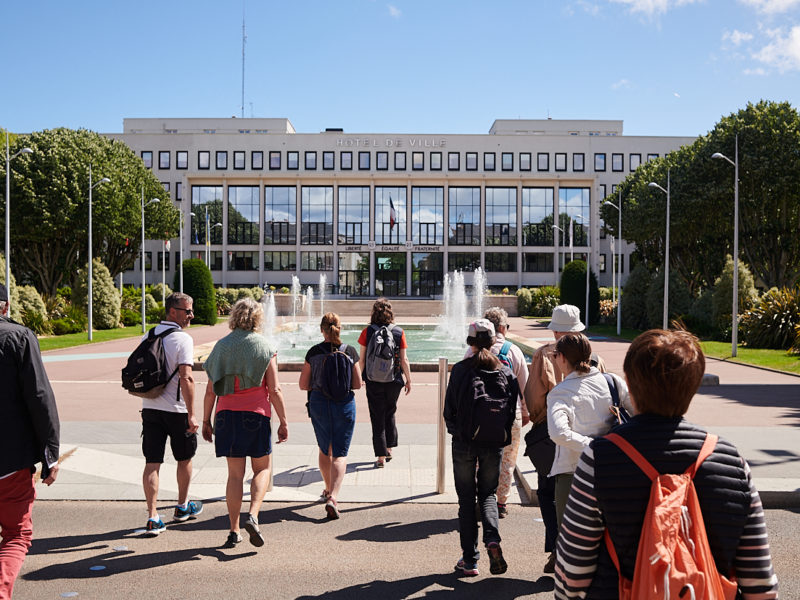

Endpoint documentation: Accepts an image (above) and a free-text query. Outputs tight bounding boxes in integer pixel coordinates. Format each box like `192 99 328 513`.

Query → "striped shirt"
554 445 779 599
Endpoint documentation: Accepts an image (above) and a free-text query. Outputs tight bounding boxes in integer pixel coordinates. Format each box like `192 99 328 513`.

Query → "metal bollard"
437 357 448 494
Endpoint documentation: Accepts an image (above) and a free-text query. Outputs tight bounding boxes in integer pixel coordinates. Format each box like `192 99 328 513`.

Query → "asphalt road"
16 501 799 599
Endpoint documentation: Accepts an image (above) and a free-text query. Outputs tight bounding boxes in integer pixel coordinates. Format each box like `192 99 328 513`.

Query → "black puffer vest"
587 415 751 599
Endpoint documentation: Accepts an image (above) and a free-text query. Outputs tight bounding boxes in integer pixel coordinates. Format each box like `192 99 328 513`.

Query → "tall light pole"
648 168 670 330
87 165 110 341
141 191 160 333
604 189 623 335
552 223 563 286
179 210 196 293
574 214 590 327
712 134 740 357
4 132 33 312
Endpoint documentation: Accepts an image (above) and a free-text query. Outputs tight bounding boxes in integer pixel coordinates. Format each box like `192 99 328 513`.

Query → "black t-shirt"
305 342 359 364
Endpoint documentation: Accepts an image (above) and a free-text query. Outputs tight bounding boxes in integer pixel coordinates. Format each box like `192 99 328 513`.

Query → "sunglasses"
174 307 194 315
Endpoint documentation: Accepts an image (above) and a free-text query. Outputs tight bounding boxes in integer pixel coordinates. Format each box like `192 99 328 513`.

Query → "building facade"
111 117 695 295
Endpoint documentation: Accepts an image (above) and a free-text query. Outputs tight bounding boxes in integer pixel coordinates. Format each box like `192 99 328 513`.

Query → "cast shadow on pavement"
336 518 457 543
295 573 554 599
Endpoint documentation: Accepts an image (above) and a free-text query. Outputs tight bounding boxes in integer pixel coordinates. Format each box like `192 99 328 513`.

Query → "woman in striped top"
554 329 778 600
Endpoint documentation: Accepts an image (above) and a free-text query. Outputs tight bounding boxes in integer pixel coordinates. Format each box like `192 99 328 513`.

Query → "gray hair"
228 297 263 332
483 306 508 331
165 292 193 312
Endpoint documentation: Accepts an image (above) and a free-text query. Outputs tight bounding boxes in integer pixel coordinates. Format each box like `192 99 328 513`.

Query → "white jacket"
546 367 632 476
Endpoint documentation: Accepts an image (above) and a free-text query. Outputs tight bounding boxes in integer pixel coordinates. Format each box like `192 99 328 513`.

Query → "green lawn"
37 321 219 352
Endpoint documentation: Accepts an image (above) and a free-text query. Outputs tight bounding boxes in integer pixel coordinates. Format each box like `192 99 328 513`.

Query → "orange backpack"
603 432 739 600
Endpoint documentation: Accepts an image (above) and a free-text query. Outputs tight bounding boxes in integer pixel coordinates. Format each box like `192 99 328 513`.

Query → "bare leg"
329 456 347 500
318 448 333 494
248 455 272 518
143 463 161 519
176 459 192 506
226 457 246 533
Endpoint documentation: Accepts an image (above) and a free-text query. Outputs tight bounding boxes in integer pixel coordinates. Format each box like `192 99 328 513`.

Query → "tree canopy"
601 100 800 292
0 128 179 295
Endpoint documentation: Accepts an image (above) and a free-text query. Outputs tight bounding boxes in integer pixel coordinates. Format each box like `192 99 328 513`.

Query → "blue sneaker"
456 558 479 577
145 517 166 537
173 500 203 522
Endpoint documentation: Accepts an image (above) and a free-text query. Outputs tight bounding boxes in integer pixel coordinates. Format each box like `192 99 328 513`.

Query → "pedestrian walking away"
299 312 362 520
201 298 289 548
357 298 412 468
463 307 529 518
555 329 778 599
444 319 518 578
137 293 203 536
0 283 60 600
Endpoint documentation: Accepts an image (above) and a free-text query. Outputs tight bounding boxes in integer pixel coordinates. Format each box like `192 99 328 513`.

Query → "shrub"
711 255 760 335
740 287 800 349
182 259 217 325
685 288 715 338
792 323 800 355
18 285 48 319
559 260 599 325
121 286 142 312
0 253 22 322
516 288 533 316
147 305 165 324
645 270 693 330
621 264 653 330
598 287 615 301
531 286 561 317
278 286 289 294
599 299 616 325
44 294 68 320
215 289 232 315
56 286 72 301
150 283 173 304
52 318 83 335
120 307 142 326
236 287 254 301
250 286 265 302
72 259 121 330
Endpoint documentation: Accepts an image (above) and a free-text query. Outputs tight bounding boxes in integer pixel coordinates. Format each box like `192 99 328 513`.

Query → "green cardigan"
203 328 274 397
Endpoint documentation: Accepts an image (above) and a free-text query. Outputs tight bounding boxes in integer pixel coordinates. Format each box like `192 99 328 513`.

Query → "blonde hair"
320 312 342 345
228 297 263 332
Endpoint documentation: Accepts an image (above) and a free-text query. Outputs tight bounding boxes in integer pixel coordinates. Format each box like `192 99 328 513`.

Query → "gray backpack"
365 324 398 383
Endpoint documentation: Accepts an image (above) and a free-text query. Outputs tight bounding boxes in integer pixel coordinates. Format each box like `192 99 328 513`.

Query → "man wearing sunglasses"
140 292 203 536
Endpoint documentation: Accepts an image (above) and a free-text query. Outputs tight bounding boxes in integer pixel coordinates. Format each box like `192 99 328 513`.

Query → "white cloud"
387 4 401 18
611 78 632 89
743 66 768 74
739 0 800 14
578 1 601 15
753 25 800 71
673 92 681 97
722 29 754 46
608 0 701 17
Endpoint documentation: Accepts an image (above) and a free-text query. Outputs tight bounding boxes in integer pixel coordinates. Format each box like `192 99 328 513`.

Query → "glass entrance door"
375 252 406 296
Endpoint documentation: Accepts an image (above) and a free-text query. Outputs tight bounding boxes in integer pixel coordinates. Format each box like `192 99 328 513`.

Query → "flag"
569 217 574 253
194 228 199 244
205 212 210 246
610 235 615 253
389 196 397 230
165 239 171 251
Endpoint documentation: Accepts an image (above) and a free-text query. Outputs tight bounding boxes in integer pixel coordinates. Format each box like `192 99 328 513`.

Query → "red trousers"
0 469 35 600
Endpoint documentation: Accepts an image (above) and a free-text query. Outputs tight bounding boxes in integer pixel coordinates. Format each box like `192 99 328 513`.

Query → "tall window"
466 152 478 170
141 151 153 169
411 187 444 245
198 151 210 169
555 153 567 171
159 151 170 169
301 251 334 271
448 152 460 171
338 186 370 244
228 186 259 244
305 151 317 170
484 152 496 171
559 187 590 246
412 152 424 170
176 151 188 169
612 153 624 171
358 151 370 170
448 187 480 246
269 151 281 169
375 187 406 245
287 151 299 170
573 153 585 172
252 151 263 170
233 151 245 169
629 153 641 170
430 152 442 170
341 151 353 170
501 152 513 171
264 186 296 244
216 151 228 169
394 152 406 170
376 152 388 170
323 151 335 169
521 187 554 246
537 153 549 171
301 186 333 245
412 252 443 296
191 185 223 245
485 188 516 246
338 252 370 296
594 153 606 171
520 153 531 171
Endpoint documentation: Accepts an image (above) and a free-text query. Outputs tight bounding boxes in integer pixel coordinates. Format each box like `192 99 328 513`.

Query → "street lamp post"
552 223 563 286
604 189 623 335
88 165 110 341
141 190 160 333
574 214 590 327
207 220 222 271
712 134 740 357
648 168 671 330
4 131 33 312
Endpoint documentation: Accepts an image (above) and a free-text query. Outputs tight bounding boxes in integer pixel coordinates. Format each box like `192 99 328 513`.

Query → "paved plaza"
15 315 800 598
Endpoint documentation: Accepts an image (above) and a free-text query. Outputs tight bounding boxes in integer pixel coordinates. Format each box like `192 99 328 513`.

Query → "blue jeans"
451 440 503 565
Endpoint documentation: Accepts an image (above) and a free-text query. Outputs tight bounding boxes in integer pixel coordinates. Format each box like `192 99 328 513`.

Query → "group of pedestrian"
0 287 778 599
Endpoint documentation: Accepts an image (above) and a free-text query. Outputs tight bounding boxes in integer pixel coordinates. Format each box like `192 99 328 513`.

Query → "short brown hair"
623 329 705 417
370 298 394 326
228 298 263 332
555 332 592 374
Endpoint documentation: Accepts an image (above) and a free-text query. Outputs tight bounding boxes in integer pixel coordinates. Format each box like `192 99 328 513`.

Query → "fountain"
290 275 301 324
318 273 327 317
263 291 277 341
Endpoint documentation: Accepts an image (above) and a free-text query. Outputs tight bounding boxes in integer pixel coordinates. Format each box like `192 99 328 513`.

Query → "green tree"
182 259 217 325
0 253 22 321
602 101 800 292
559 260 599 325
73 258 122 330
621 263 653 330
0 128 179 295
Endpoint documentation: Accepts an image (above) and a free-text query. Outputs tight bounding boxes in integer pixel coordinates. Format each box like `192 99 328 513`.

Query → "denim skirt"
308 390 356 457
214 410 272 458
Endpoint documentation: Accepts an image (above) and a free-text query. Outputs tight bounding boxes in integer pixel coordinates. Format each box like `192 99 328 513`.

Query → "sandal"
375 458 385 468
320 489 331 502
385 450 393 462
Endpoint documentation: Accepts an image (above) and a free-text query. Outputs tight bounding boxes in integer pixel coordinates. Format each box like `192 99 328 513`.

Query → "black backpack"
320 343 354 402
121 327 179 399
467 368 516 446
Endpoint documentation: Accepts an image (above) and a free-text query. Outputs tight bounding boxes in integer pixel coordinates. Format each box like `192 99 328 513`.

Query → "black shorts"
141 408 198 464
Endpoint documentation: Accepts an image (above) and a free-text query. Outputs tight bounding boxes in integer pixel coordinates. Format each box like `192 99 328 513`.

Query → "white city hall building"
111 117 695 296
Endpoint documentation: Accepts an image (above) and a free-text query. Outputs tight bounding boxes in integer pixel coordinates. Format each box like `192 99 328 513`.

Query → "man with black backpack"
444 319 518 578
135 293 203 536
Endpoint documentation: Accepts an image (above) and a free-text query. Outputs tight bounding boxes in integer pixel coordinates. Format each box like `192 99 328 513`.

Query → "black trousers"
365 380 403 457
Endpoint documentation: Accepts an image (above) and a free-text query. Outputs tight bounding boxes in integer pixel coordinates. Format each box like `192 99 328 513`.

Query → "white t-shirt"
140 321 194 414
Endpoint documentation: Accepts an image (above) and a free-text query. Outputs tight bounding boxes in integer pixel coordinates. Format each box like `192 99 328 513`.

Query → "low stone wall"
269 294 518 317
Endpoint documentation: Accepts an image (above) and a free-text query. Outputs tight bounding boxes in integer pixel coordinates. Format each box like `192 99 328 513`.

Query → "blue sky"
2 0 798 137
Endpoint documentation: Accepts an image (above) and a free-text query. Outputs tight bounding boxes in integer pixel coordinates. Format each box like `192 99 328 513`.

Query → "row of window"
131 249 624 274
191 185 592 247
142 149 660 174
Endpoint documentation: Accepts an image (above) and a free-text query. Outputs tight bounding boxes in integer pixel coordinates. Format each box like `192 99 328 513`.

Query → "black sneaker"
224 531 242 548
174 500 203 522
243 514 264 547
487 542 508 575
497 503 508 518
144 517 166 537
543 551 556 574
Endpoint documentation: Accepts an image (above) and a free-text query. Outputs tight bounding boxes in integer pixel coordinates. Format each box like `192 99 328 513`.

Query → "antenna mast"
241 3 246 118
